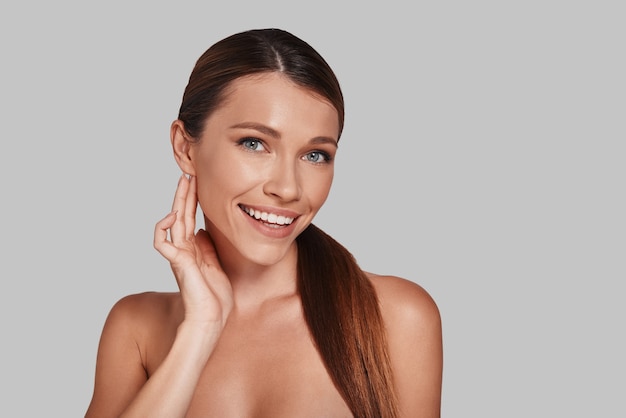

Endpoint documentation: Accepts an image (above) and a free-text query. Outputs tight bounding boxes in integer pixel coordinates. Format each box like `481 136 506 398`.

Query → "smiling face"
174 73 340 268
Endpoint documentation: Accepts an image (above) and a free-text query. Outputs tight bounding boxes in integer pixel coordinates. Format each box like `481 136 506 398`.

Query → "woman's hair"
178 28 344 141
177 28 398 417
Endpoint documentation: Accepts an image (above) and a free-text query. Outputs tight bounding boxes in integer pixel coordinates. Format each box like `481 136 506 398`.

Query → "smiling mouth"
239 204 296 227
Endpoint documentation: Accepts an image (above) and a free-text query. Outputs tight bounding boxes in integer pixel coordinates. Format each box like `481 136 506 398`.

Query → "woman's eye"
304 151 331 164
240 138 265 151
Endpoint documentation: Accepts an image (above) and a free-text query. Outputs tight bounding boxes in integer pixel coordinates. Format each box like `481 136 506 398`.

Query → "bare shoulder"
366 273 443 416
367 272 441 329
102 291 183 349
107 291 181 325
86 292 183 416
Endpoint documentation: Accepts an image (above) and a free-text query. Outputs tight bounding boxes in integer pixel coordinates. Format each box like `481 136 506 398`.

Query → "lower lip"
241 209 298 239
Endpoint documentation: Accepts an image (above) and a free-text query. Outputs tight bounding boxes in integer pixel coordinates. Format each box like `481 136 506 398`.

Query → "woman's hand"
153 174 233 330
86 174 233 417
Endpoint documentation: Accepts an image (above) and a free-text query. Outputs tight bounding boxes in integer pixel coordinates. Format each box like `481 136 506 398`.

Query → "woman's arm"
84 294 154 417
118 314 221 418
85 175 233 417
85 294 221 418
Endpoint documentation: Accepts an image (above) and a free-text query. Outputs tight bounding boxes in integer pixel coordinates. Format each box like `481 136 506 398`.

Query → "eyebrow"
229 122 338 148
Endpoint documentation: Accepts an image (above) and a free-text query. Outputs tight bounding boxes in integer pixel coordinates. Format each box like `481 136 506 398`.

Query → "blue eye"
304 151 331 164
239 138 265 151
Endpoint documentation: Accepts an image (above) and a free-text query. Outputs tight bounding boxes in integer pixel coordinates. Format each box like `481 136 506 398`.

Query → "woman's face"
188 73 340 267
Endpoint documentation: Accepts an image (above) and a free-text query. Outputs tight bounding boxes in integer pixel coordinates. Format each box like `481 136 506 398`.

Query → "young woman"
85 28 442 418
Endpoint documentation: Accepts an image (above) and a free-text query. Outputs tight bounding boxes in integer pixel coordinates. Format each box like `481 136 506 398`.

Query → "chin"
239 240 297 267
204 215 305 268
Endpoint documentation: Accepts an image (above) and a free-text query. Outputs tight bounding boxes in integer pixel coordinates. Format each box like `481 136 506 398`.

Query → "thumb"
195 229 220 266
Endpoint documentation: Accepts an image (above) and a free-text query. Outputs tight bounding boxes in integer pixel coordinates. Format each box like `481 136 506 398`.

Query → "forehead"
222 72 332 108
206 73 340 137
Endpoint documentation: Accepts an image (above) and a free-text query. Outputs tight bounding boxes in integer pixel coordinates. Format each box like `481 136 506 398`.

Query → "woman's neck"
207 227 299 311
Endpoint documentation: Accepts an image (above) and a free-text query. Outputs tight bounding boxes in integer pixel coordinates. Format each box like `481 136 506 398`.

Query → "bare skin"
85 274 441 417
85 74 442 417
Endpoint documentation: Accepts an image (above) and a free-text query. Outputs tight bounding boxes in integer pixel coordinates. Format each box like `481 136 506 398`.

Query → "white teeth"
241 206 294 225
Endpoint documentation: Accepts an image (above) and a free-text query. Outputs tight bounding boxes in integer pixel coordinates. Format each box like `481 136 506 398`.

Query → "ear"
170 120 197 176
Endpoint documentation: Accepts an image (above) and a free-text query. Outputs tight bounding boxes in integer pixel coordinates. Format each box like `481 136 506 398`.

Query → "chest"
187 336 351 417
150 304 353 417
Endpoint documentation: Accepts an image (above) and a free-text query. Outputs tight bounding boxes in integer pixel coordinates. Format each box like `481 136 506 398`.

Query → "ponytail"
297 224 399 417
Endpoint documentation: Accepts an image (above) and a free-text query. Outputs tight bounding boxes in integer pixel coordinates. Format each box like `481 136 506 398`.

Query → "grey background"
1 1 624 417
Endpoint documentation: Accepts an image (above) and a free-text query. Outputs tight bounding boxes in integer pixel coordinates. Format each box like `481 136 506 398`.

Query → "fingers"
184 175 198 239
169 174 198 245
153 174 198 268
169 174 189 245
195 229 219 266
153 210 178 260
196 229 234 316
154 173 198 260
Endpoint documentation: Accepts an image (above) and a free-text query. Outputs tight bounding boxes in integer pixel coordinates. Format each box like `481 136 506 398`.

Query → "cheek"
194 159 225 213
194 158 256 211
306 170 334 207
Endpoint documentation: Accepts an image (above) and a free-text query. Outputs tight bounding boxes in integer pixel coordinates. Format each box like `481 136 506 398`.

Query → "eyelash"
237 137 333 165
238 137 265 151
305 150 332 164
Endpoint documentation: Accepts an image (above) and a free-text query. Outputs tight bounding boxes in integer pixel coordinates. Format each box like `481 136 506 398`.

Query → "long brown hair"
178 28 398 417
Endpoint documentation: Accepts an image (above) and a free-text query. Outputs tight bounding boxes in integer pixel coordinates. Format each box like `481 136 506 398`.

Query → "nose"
263 156 302 202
